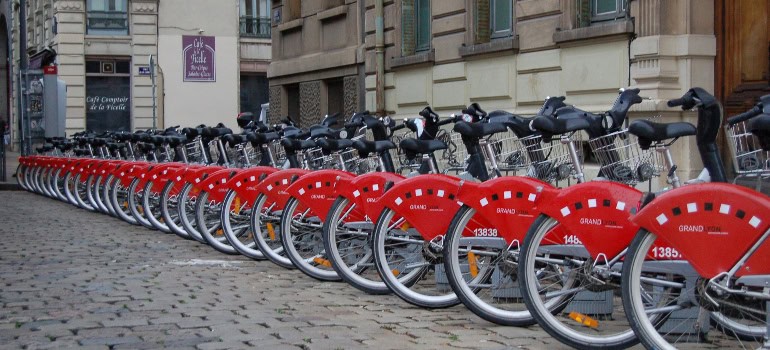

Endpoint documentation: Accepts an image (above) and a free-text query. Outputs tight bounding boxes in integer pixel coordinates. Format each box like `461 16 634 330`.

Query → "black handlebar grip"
391 123 407 132
437 117 455 127
727 105 763 126
667 98 686 108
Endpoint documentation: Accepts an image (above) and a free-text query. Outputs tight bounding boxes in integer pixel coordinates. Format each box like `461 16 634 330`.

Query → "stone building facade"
268 0 770 182
1 0 272 148
267 0 365 127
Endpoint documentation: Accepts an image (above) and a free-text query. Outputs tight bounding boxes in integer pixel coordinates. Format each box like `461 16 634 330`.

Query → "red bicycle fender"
537 181 643 260
284 169 355 221
115 162 150 187
254 168 311 211
338 172 407 221
633 183 770 278
198 168 242 203
143 163 185 193
456 176 558 244
376 174 477 241
227 166 279 204
182 166 225 194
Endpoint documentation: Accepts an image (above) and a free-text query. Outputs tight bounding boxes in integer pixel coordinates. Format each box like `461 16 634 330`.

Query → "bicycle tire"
279 196 340 281
323 196 390 294
220 189 264 260
372 207 460 308
249 192 294 269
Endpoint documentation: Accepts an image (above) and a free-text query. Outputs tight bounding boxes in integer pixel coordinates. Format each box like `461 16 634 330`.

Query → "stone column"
343 76 358 120
629 0 716 182
131 0 159 129
269 85 283 124
53 0 86 134
299 81 321 127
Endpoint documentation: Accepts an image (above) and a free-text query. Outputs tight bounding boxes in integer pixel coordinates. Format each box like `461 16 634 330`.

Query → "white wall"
158 0 239 128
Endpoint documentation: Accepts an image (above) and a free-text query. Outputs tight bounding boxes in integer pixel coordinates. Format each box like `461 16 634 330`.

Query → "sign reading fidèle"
183 35 216 82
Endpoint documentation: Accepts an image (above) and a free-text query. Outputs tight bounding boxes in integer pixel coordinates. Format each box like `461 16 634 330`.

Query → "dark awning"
28 48 56 69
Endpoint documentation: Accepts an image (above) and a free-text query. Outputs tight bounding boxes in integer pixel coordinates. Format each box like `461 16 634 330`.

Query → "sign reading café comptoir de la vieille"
183 35 216 82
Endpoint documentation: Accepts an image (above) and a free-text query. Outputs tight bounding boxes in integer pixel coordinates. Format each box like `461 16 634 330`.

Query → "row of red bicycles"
17 87 770 349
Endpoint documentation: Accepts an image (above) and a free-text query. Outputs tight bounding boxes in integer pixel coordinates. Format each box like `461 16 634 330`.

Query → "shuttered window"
401 0 431 56
577 0 627 26
475 0 511 44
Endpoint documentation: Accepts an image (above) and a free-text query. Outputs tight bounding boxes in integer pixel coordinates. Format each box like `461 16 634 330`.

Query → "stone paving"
0 191 576 350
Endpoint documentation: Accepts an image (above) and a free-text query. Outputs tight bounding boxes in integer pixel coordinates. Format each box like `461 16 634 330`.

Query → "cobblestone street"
0 191 571 350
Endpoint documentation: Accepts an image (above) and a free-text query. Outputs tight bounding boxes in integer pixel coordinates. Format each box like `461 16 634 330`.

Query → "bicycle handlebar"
727 105 763 126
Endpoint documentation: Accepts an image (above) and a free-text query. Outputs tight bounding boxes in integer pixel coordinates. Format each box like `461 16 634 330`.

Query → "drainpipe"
374 0 384 116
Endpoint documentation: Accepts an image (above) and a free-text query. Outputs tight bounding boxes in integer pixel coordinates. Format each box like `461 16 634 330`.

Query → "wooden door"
715 0 770 118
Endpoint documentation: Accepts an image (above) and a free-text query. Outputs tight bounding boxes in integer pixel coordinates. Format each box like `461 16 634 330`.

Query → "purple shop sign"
183 35 216 82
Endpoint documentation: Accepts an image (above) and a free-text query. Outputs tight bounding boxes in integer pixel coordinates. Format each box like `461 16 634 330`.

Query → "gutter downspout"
374 0 384 116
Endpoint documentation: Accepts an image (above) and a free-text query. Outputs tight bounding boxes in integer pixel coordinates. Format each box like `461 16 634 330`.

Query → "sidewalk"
0 147 20 190
0 191 569 350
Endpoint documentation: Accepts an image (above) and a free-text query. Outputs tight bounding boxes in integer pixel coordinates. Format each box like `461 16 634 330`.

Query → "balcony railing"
240 16 271 38
87 10 129 35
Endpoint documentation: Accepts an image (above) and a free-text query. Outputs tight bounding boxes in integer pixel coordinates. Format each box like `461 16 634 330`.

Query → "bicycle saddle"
202 125 233 138
352 140 396 158
280 138 317 152
316 138 354 154
246 131 279 146
452 121 508 138
531 114 591 136
165 135 188 148
399 139 448 159
748 114 770 151
628 120 696 150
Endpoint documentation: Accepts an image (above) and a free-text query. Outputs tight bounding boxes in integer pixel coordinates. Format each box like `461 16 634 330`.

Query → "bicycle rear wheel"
195 190 238 254
221 189 264 259
323 196 389 294
250 193 294 269
372 207 459 308
518 215 638 349
622 229 768 350
279 197 340 281
177 182 207 243
443 206 535 326
160 180 192 239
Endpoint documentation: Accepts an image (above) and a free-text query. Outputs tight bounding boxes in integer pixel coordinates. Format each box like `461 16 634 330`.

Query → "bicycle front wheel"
518 215 637 349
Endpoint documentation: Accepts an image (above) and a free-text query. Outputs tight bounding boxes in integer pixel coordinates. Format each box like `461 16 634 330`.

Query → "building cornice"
54 0 84 12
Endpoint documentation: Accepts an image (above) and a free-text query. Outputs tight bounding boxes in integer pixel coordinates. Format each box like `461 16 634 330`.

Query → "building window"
577 0 627 27
86 58 131 132
401 0 431 56
474 0 512 43
86 0 129 35
240 74 269 117
240 0 271 38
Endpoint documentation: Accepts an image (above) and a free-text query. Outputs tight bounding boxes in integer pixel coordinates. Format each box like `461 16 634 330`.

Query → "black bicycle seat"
316 138 354 153
452 121 508 138
628 120 696 150
280 138 317 152
399 138 447 155
352 139 396 158
531 114 591 136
